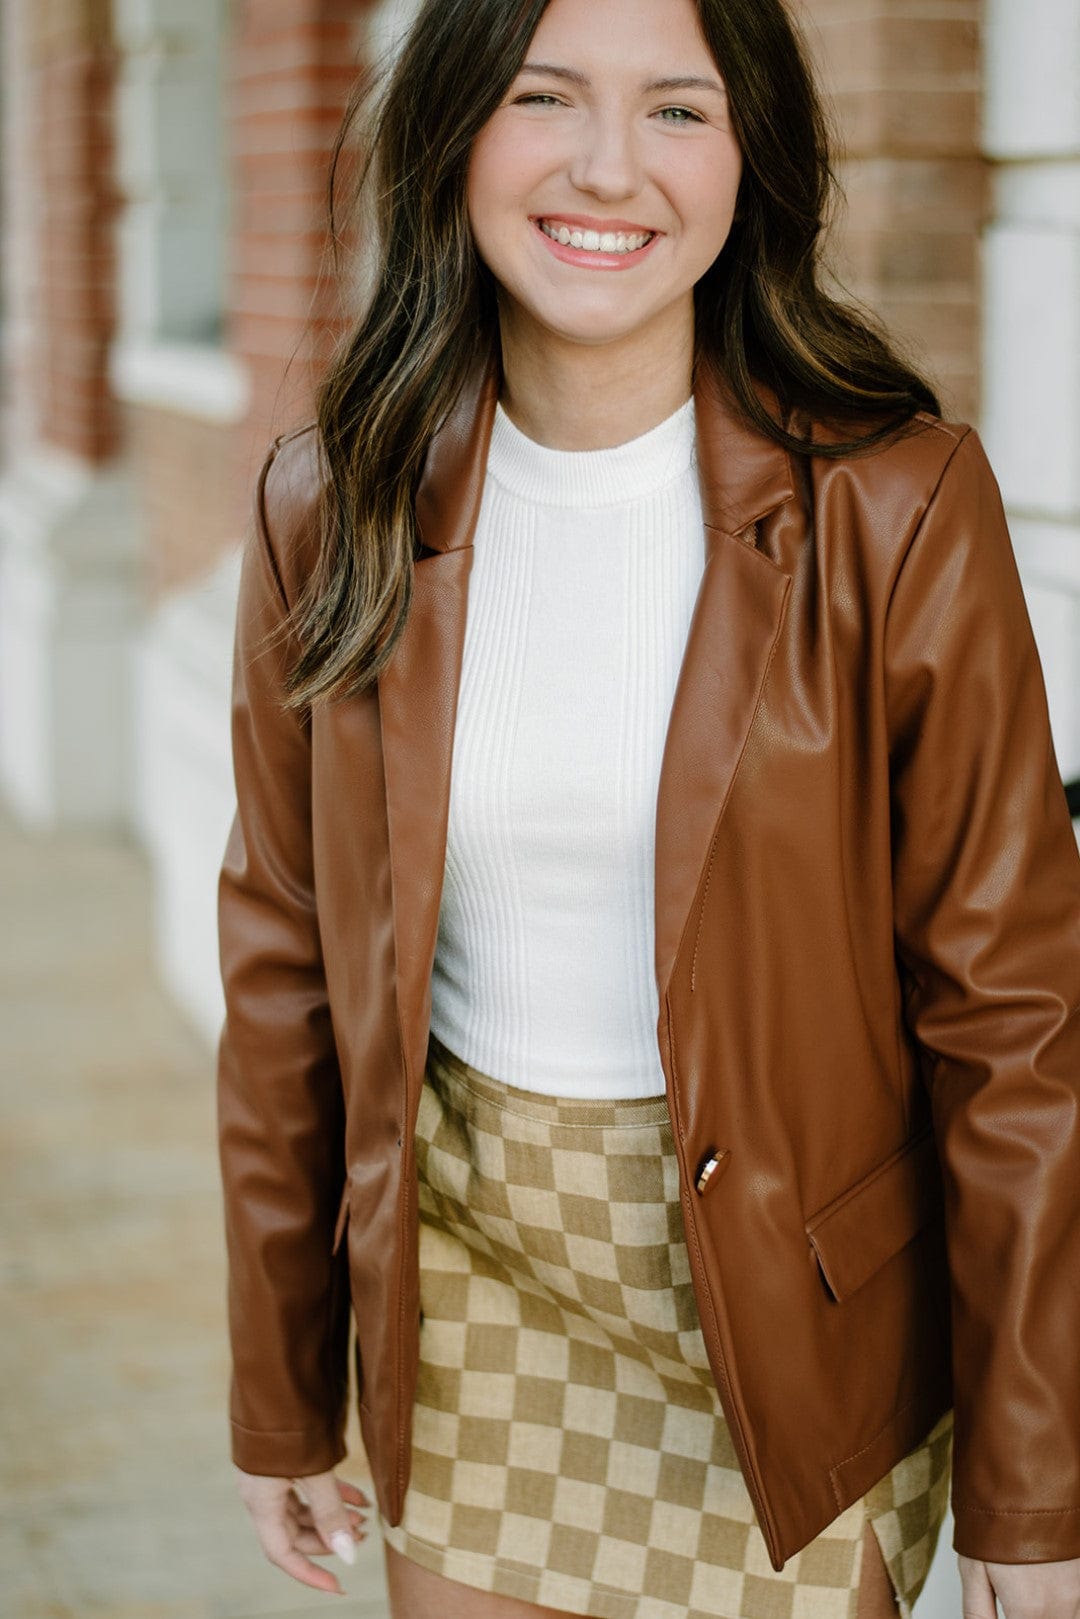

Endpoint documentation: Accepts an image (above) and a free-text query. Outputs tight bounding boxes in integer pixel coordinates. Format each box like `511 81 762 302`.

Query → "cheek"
465 136 497 239
466 139 535 281
468 117 562 224
671 145 742 246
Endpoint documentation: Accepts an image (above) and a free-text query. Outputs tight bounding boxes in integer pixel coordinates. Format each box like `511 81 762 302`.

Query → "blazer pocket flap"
331 1180 351 1256
805 1125 943 1302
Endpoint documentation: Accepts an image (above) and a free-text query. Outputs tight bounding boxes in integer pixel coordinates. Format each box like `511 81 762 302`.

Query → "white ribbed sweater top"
428 392 705 1098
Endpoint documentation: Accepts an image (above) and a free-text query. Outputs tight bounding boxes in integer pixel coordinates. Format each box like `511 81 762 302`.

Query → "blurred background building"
0 2 1077 1611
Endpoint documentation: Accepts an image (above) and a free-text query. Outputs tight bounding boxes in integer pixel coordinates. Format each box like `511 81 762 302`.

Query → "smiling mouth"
536 218 657 256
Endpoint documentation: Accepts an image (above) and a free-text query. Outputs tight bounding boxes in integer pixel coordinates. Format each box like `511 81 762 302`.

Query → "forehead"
526 0 716 72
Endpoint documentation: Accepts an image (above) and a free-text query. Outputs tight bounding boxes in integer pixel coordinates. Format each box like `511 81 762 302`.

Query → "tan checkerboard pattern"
377 1030 953 1618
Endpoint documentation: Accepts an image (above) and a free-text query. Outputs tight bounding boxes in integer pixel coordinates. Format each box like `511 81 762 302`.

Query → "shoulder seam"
271 420 319 450
884 423 976 624
910 410 970 442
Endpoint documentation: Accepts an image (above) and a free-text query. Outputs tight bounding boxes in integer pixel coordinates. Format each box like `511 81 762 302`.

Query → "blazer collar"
416 348 796 552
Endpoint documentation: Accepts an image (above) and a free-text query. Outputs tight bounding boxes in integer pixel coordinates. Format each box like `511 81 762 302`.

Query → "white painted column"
0 454 138 827
132 543 241 1043
0 1 140 831
981 0 1080 792
367 0 422 62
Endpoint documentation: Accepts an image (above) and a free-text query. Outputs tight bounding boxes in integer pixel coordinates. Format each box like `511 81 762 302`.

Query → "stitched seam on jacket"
665 998 779 1553
394 1017 411 1504
954 1503 1080 1517
231 1419 339 1438
828 1393 920 1510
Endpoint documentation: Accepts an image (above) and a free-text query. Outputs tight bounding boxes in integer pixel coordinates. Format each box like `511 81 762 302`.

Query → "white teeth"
538 220 653 255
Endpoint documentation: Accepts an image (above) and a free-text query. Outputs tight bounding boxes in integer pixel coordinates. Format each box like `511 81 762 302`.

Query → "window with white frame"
114 0 229 348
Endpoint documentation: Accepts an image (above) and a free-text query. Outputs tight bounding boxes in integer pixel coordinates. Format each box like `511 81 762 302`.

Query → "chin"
540 323 647 350
529 301 658 347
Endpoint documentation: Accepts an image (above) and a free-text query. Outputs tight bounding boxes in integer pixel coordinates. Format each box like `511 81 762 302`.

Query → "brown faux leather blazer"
216 351 1080 1572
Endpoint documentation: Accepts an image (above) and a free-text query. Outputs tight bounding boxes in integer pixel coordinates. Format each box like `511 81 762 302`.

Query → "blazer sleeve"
215 437 351 1478
885 424 1080 1563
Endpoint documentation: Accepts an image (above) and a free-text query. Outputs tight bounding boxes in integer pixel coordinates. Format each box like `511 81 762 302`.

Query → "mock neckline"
486 394 696 509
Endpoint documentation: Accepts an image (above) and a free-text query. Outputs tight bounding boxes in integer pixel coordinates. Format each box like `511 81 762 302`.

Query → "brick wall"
123 403 241 605
228 0 374 526
799 0 986 424
29 0 120 462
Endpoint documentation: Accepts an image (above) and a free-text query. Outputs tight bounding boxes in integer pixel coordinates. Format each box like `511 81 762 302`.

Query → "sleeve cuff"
229 1418 348 1480
952 1501 1080 1564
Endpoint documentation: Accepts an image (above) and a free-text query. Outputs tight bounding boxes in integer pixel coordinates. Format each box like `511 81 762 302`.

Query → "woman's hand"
234 1464 372 1595
959 1552 1080 1619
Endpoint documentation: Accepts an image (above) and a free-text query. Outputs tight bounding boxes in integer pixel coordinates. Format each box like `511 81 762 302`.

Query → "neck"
495 296 695 451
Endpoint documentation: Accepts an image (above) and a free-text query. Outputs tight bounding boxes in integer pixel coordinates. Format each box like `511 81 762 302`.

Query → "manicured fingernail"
331 1528 356 1565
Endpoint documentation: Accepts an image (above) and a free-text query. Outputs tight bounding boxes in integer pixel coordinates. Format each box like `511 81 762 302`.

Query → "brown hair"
279 0 942 712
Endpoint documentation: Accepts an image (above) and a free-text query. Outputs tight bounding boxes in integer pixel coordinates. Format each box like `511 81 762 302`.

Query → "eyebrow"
517 62 726 97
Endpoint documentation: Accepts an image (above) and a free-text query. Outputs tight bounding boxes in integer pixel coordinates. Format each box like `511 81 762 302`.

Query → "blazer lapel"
377 351 796 1105
652 363 795 1000
376 355 499 1098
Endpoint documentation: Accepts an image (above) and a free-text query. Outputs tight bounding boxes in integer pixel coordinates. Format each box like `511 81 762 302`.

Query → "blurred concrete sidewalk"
0 800 389 1619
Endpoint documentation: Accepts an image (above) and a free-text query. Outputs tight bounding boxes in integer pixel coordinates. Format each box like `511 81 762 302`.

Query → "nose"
567 110 644 203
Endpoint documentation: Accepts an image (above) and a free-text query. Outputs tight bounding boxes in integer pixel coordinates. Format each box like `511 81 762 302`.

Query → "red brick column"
804 0 987 423
31 0 120 462
228 0 374 519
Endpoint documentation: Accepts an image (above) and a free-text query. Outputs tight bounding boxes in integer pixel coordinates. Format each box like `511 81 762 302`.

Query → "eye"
656 106 705 125
513 93 564 107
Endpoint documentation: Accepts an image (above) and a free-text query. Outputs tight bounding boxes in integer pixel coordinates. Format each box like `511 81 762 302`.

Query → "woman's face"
466 0 742 357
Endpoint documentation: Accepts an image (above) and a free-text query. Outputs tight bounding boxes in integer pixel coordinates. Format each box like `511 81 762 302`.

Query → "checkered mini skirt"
377 1029 953 1619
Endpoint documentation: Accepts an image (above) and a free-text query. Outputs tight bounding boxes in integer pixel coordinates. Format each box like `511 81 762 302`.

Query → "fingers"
956 1553 998 1619
234 1467 374 1597
335 1476 373 1509
294 1469 372 1569
264 1531 346 1594
290 1521 363 1556
289 1496 370 1555
248 1493 346 1596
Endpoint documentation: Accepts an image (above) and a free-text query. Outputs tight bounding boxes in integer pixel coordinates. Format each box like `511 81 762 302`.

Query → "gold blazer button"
695 1150 730 1195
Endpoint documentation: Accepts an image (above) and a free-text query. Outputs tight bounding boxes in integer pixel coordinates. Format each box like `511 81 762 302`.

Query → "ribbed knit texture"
429 393 705 1098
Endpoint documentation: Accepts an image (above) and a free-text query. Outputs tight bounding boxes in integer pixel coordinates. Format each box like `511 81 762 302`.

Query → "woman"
215 0 1080 1615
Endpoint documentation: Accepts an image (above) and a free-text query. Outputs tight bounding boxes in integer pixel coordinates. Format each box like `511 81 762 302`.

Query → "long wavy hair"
278 0 943 712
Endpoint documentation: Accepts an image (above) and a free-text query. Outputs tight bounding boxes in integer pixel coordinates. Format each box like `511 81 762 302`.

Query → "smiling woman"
274 0 943 714
215 0 1080 1616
